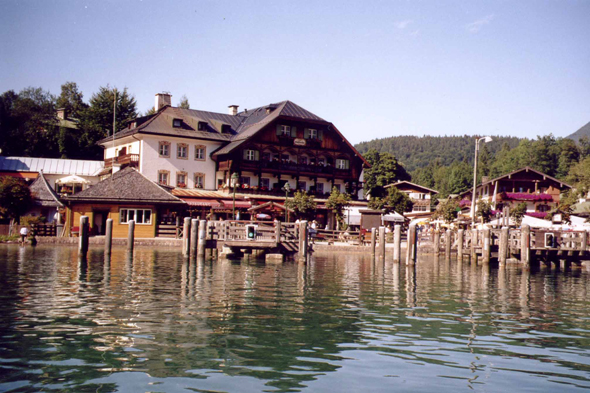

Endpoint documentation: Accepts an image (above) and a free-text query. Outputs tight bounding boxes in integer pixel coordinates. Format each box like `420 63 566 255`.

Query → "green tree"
0 177 32 221
578 136 590 159
510 202 527 226
326 187 351 229
179 95 190 109
476 200 493 223
433 199 459 224
78 86 138 159
144 107 156 116
363 150 410 198
56 81 87 118
567 157 590 195
285 191 317 220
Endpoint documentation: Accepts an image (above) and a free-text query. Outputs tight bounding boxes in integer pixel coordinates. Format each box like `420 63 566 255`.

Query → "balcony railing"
242 160 351 176
104 154 139 168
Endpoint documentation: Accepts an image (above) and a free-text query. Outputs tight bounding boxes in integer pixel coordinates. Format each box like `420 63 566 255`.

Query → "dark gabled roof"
461 166 572 197
64 167 184 204
29 171 63 208
385 180 439 194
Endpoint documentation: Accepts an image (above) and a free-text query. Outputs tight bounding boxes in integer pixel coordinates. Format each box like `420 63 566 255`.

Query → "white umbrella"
55 175 90 184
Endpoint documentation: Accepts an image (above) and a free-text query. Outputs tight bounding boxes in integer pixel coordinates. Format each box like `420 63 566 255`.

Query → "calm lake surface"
0 245 589 392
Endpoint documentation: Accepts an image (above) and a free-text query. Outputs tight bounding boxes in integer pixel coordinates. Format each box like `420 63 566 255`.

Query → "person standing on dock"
19 226 28 246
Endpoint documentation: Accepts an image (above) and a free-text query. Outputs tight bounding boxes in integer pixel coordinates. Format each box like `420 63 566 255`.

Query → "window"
260 178 270 189
194 173 205 189
281 154 290 162
336 159 350 170
538 204 550 212
158 141 170 157
304 128 323 140
177 143 188 159
300 156 308 165
195 145 206 160
198 122 207 131
281 125 291 136
262 152 271 161
243 149 259 161
299 181 307 191
173 118 182 128
177 172 187 188
120 209 152 225
316 183 324 194
239 176 250 186
158 170 169 185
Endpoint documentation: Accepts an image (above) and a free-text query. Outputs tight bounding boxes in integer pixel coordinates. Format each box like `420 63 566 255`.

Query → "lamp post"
231 172 239 220
283 182 291 222
471 136 493 226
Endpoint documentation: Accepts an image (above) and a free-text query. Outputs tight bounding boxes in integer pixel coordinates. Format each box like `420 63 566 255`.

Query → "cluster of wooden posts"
432 224 589 269
368 224 415 264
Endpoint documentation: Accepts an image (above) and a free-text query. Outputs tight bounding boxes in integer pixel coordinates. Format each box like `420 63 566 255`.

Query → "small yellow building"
64 167 185 238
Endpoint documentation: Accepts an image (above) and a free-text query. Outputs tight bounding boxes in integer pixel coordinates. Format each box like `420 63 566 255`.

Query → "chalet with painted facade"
462 167 572 218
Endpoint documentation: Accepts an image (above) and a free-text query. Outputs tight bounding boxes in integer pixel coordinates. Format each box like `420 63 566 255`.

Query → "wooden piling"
457 229 464 261
79 216 89 257
182 217 191 257
445 229 452 260
379 226 386 262
499 227 508 266
521 224 530 268
104 218 113 256
275 220 282 243
470 229 478 263
371 228 377 258
482 228 490 264
406 223 417 265
190 218 198 257
197 220 207 258
127 220 135 253
393 225 401 263
299 220 308 262
433 229 440 255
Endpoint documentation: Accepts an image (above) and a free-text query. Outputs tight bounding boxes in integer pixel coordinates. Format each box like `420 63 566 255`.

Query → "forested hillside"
355 135 521 173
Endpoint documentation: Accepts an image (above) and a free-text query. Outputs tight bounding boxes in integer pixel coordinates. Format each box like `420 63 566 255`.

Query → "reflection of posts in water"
189 259 196 299
520 268 531 318
393 225 401 263
405 265 416 308
125 251 133 282
393 261 400 295
104 218 113 256
103 253 111 289
498 266 507 314
77 253 88 282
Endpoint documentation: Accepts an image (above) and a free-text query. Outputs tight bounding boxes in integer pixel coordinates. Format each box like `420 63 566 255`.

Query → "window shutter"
276 124 282 136
243 150 249 160
254 150 260 161
291 126 297 137
304 128 310 139
318 130 324 140
345 160 350 169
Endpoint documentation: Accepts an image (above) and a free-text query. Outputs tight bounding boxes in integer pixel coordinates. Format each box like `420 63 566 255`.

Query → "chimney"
228 105 239 116
155 93 172 112
56 108 66 120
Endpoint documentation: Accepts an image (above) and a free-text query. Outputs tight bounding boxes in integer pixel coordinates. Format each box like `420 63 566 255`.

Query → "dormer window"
173 118 182 128
198 122 207 131
222 124 231 133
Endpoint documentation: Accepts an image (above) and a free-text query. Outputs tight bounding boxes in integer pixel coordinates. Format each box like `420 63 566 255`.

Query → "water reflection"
0 245 589 392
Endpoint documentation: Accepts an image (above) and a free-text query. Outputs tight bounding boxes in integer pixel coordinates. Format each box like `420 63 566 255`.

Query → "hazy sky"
1 0 589 145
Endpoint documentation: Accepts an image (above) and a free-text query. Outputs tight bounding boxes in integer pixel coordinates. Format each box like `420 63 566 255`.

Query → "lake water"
0 245 589 392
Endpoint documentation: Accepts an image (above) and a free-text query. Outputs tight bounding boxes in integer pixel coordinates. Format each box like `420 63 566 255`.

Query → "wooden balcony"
241 160 351 177
104 154 139 168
